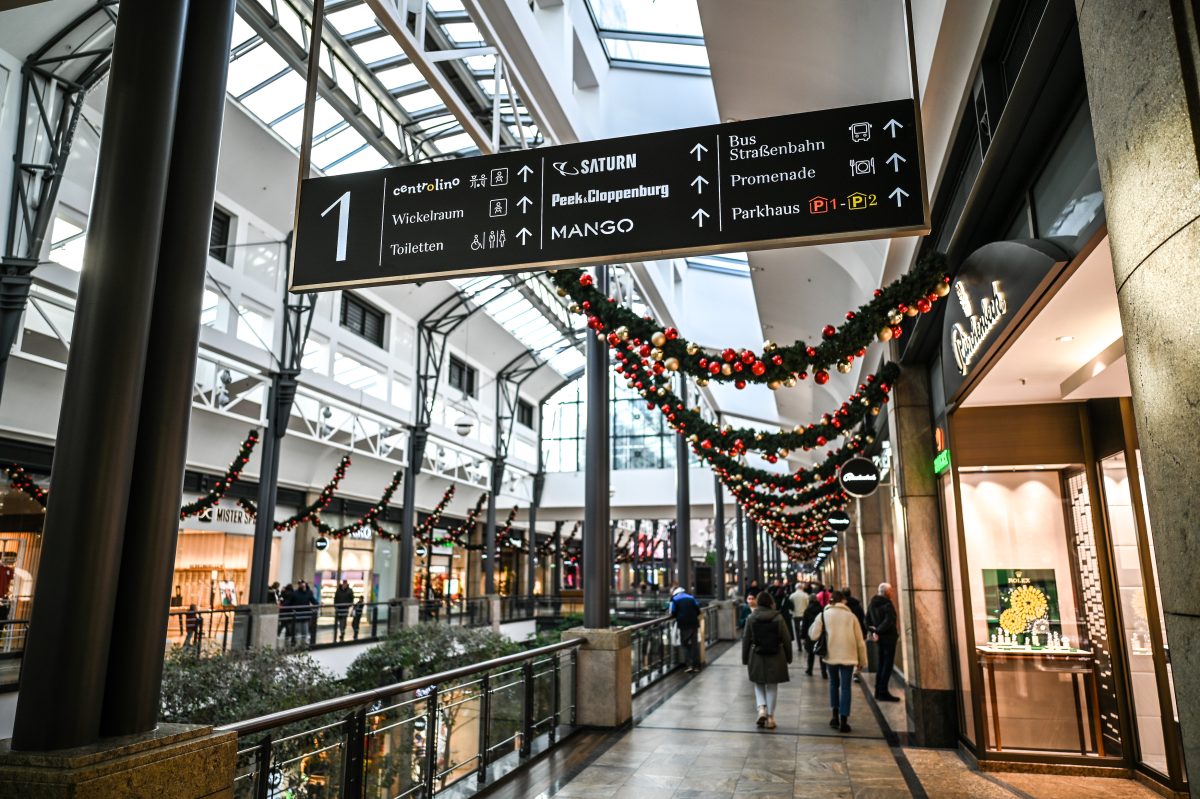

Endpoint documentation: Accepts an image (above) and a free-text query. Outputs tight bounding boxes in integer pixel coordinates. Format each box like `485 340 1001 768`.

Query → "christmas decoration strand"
417 485 457 542
425 493 487 550
237 454 352 531
178 430 261 519
312 470 402 540
5 465 47 508
551 251 949 388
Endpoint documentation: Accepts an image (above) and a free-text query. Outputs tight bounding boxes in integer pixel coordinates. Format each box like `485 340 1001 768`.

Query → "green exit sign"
933 449 951 475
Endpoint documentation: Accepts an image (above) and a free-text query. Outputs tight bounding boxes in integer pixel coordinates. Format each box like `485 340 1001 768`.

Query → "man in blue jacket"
670 585 703 673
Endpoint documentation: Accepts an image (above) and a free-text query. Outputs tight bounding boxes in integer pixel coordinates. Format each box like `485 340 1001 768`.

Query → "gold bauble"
792 425 803 434
570 304 581 314
720 363 733 376
755 433 764 441
696 378 709 387
779 449 789 458
877 326 893 342
934 281 951 297
651 347 664 361
887 310 904 325
650 331 667 347
615 326 630 341
860 397 871 406
768 379 782 390
556 287 567 297
657 387 667 396
905 306 920 317
688 434 699 442
784 376 797 388
836 361 852 373
763 340 776 352
870 406 881 416
664 357 680 371
692 406 701 414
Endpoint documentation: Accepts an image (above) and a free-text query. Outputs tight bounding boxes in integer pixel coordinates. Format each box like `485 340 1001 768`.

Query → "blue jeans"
829 664 854 717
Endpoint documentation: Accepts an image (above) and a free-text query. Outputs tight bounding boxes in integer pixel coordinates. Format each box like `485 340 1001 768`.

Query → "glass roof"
584 0 709 73
452 275 586 377
228 0 544 174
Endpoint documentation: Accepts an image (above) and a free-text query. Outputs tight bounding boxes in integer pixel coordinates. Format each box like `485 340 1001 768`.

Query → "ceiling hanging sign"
291 98 929 290
838 457 881 498
827 510 852 531
939 239 1069 402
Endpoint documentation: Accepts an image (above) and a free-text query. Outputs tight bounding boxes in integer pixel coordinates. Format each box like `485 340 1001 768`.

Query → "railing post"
476 672 491 786
253 736 271 799
520 660 534 759
569 649 578 726
340 709 365 799
550 654 560 744
423 685 438 797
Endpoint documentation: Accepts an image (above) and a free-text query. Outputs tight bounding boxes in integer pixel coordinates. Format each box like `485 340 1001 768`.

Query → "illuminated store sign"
949 280 1008 375
838 457 881 498
933 449 951 475
828 511 852 531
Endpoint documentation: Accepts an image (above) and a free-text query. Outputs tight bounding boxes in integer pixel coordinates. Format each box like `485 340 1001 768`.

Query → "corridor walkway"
538 645 1167 799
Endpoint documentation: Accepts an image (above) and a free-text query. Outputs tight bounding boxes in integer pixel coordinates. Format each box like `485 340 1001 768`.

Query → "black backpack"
752 616 781 656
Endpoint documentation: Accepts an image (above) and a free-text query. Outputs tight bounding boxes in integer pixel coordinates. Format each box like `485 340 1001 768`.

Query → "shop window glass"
1102 452 1174 777
958 470 1123 759
1033 105 1103 246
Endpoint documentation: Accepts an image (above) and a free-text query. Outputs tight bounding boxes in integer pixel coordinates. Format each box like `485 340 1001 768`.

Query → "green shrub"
159 645 341 726
343 622 522 692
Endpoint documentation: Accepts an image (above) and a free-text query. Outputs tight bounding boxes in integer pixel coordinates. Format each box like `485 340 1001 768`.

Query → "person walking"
815 583 832 607
669 585 702 673
351 595 365 640
842 586 868 684
738 591 757 631
282 582 304 646
333 580 354 642
278 582 295 641
170 585 185 636
809 589 868 733
799 594 827 678
295 580 319 645
867 582 901 702
183 604 202 651
742 591 793 729
788 582 811 652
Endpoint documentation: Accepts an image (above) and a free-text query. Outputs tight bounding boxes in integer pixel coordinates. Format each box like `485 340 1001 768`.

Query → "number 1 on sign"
321 191 350 262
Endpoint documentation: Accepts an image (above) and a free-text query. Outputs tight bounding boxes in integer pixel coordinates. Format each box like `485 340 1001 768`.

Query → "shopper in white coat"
808 589 868 733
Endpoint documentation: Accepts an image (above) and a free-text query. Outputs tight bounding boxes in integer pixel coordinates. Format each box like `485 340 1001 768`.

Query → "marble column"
884 360 955 746
1077 0 1200 785
856 491 887 602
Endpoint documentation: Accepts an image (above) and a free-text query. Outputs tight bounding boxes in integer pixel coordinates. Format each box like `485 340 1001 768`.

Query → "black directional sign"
827 511 852 532
291 98 927 290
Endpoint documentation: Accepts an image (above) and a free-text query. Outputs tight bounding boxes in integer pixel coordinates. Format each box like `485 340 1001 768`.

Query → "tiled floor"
542 645 1170 799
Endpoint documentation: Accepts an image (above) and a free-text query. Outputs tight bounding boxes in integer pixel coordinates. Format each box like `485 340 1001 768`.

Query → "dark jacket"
287 586 318 617
669 591 701 629
845 596 867 635
741 607 792 684
867 594 899 641
799 596 822 650
334 585 355 613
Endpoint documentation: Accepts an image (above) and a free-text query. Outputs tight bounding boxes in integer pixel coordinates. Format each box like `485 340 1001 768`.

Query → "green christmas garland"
312 470 402 540
238 454 352 531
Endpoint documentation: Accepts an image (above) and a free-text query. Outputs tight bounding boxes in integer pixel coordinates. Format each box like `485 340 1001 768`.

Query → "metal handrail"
624 614 672 633
218 637 583 736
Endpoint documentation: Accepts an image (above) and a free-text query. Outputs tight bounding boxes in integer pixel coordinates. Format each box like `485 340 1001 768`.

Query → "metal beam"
582 266 610 628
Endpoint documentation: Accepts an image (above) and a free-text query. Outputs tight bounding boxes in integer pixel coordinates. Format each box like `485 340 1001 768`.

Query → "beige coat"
808 602 868 668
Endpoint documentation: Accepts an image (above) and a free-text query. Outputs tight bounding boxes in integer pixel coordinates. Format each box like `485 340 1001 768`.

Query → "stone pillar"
0 725 234 797
715 599 738 641
234 603 279 650
884 360 955 746
857 492 888 600
562 627 632 727
1077 2 1200 783
486 594 501 632
388 597 419 634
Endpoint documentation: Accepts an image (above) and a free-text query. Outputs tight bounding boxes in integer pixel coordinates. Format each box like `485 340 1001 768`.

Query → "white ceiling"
963 237 1129 407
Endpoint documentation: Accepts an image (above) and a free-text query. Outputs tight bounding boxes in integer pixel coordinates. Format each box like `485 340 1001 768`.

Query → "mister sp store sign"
291 99 928 290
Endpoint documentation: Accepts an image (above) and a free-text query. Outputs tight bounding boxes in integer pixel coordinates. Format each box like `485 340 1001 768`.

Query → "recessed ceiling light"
1056 335 1075 342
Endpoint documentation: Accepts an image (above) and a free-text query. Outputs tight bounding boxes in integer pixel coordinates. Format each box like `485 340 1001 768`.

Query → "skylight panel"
276 1 306 48
351 35 404 66
311 126 368 171
241 70 307 124
328 4 380 37
434 132 476 153
588 0 703 36
427 0 465 12
397 88 443 114
271 96 342 147
443 22 484 46
604 38 709 69
230 15 257 50
376 62 423 92
227 42 289 97
325 145 388 175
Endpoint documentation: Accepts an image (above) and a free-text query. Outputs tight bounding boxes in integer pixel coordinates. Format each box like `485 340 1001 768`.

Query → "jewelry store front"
931 232 1187 792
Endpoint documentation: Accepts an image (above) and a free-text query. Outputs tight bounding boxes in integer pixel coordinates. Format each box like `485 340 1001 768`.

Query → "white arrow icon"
883 119 903 138
690 142 708 161
886 153 906 172
691 175 708 194
516 227 533 244
518 164 534 182
517 196 533 212
692 208 709 227
889 187 909 206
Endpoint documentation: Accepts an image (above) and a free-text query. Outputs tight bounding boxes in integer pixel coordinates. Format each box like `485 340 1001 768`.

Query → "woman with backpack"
741 591 793 729
808 589 868 733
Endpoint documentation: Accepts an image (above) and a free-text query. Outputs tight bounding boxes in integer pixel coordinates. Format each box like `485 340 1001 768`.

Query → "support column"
485 457 504 594
734 504 744 596
397 427 427 599
10 0 188 752
857 491 887 600
885 360 955 746
675 379 691 590
101 0 237 738
1077 3 1200 781
553 520 563 597
745 517 758 589
713 473 725 598
582 266 610 629
528 471 543 594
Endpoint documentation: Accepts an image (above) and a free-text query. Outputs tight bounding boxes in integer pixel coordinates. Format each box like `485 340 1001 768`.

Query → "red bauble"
814 370 830 385
822 325 836 339
806 347 817 357
665 327 678 340
607 333 620 346
740 350 755 364
647 402 655 410
751 361 766 376
722 348 736 362
916 298 932 313
772 355 783 366
767 455 778 464
816 436 828 446
733 362 743 372
652 362 665 375
735 379 746 390
708 362 722 375
701 439 712 449
579 274 594 287
846 311 856 320
891 325 903 339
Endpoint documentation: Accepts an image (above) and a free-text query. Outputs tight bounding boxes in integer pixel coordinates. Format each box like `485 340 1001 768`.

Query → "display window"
314 532 377 603
934 232 1188 790
172 530 281 609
